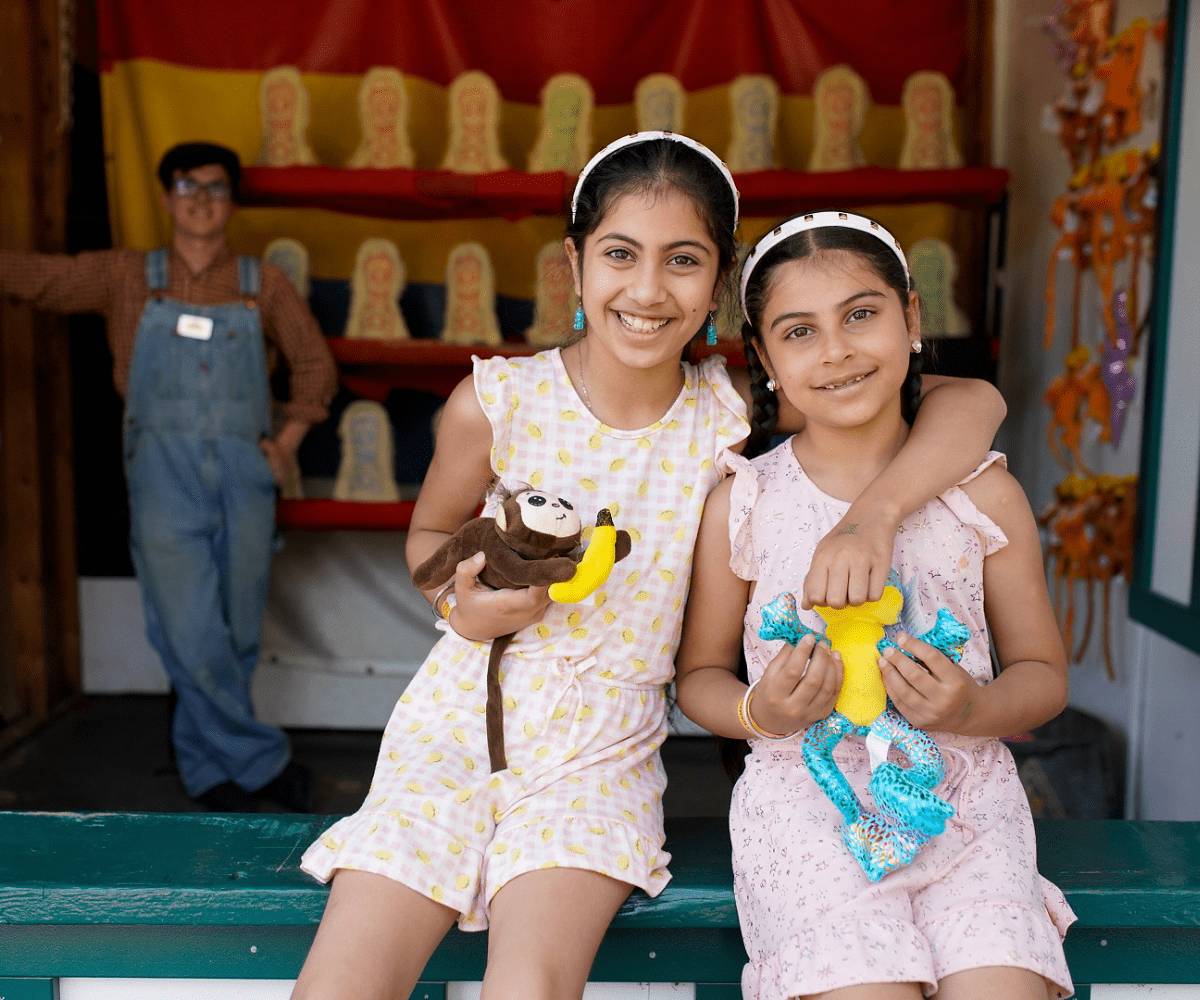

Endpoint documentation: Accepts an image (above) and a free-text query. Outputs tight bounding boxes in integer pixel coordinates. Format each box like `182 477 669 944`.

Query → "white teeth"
819 373 869 390
617 312 670 333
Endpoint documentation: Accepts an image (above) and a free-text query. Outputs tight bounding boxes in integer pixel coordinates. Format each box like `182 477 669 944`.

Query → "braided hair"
739 216 926 459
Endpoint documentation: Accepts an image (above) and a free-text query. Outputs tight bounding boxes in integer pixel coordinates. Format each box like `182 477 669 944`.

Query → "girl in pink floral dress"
677 213 1075 1000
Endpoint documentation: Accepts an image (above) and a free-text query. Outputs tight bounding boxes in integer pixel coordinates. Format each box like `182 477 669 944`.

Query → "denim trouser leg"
128 432 288 797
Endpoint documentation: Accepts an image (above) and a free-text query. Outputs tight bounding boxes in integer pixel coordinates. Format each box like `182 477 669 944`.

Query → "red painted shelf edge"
276 498 415 531
241 165 1010 220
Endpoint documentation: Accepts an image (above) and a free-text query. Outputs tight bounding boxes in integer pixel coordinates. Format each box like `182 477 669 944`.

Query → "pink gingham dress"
302 348 749 929
725 441 1075 999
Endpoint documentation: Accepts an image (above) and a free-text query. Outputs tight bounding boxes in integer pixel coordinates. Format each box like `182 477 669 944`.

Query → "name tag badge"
175 314 214 341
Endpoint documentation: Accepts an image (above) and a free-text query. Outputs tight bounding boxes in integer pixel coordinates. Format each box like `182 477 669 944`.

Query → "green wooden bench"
0 813 1196 999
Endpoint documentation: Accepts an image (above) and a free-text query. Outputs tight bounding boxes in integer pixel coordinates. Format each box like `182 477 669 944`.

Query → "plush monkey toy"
412 488 631 771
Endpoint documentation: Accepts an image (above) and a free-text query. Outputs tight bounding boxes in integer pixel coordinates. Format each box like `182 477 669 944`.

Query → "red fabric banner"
97 0 968 105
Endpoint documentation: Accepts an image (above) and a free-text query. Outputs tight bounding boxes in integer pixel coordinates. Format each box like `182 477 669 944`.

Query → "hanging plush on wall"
333 400 401 502
348 67 414 169
898 71 963 170
528 73 593 174
258 66 317 167
440 242 502 346
525 241 578 347
809 64 869 172
412 492 631 770
725 74 780 172
635 73 686 133
345 238 410 340
1039 1 1167 680
443 71 509 173
757 586 968 881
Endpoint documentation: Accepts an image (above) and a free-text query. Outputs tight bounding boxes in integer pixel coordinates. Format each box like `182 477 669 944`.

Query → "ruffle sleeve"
940 450 1009 556
698 354 751 456
723 450 762 581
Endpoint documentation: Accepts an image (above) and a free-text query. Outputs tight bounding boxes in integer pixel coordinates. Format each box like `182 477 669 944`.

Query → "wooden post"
0 0 80 735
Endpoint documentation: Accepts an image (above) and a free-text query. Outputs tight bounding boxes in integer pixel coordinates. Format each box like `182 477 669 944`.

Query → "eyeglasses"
171 176 232 200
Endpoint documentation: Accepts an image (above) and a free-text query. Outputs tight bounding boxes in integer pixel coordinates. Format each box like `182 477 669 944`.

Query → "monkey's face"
510 491 580 540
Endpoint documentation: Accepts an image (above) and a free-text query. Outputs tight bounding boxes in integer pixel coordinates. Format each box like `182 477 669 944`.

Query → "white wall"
994 0 1200 818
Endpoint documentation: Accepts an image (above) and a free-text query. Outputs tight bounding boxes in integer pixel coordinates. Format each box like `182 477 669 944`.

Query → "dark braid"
742 326 779 459
901 341 925 426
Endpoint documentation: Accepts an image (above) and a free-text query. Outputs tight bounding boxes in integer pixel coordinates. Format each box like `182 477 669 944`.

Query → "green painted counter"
0 813 1196 989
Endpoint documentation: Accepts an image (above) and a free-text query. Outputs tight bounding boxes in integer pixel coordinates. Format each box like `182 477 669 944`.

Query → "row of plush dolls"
264 230 973 346
259 65 965 175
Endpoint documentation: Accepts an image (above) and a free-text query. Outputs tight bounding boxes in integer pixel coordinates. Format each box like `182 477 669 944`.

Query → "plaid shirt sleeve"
0 249 125 315
258 261 338 425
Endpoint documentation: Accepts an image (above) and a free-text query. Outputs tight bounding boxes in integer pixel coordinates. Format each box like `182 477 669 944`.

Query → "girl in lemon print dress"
292 136 1007 1000
677 213 1074 1000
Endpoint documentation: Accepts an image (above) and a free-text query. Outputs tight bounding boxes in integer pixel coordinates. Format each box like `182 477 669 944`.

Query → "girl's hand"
878 632 979 732
802 510 900 610
749 634 843 737
448 552 553 642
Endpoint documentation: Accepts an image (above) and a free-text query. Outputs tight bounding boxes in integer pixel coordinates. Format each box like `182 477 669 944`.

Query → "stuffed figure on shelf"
348 66 415 169
345 238 410 340
258 66 317 167
444 70 509 173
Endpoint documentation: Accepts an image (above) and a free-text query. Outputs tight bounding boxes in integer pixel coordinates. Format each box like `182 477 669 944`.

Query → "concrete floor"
0 695 736 817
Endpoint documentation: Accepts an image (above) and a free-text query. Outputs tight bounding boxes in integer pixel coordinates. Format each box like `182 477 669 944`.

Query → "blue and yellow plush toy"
758 585 970 881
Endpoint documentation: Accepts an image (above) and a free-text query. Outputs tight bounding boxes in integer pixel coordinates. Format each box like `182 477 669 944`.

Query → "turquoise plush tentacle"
801 713 868 826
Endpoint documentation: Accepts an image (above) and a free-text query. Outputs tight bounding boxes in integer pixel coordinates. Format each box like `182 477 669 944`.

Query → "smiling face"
755 250 918 432
565 186 721 369
160 163 234 241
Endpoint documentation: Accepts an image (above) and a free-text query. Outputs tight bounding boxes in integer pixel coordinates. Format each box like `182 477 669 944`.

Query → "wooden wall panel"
0 0 81 734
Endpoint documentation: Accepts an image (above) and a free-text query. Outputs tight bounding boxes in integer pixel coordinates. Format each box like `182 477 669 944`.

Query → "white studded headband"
570 131 740 227
739 211 910 322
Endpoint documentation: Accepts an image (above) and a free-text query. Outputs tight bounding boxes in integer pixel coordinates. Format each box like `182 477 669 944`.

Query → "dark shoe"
194 780 256 812
255 761 313 813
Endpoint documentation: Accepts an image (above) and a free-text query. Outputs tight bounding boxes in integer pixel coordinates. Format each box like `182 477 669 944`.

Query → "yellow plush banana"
548 509 618 603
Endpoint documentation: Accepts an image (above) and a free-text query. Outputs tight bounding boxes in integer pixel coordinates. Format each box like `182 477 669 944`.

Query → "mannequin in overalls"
0 143 337 811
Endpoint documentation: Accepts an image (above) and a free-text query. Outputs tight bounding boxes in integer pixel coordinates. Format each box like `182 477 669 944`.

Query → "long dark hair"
566 138 739 347
739 218 925 460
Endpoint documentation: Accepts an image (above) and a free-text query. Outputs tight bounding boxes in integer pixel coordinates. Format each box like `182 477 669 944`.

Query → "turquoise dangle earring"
573 307 586 331
706 312 718 345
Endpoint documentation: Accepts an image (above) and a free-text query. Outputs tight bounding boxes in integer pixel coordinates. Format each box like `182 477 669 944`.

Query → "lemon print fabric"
300 347 748 931
469 348 749 684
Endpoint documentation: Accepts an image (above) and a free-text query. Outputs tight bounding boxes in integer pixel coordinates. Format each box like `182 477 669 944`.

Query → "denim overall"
124 249 288 797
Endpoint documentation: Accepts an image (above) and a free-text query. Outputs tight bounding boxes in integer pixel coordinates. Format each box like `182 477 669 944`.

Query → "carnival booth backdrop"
85 0 1004 726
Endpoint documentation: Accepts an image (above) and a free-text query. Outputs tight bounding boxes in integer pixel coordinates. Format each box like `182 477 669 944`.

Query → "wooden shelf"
241 165 1009 221
276 498 414 531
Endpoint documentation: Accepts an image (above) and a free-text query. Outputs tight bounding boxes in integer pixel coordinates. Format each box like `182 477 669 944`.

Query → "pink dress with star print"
724 441 1075 999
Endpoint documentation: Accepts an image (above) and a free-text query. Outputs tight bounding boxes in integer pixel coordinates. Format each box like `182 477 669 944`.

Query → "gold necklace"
575 343 594 412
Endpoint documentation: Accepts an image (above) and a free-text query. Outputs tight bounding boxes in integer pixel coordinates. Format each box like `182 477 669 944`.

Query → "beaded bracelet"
741 679 801 741
432 583 456 621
